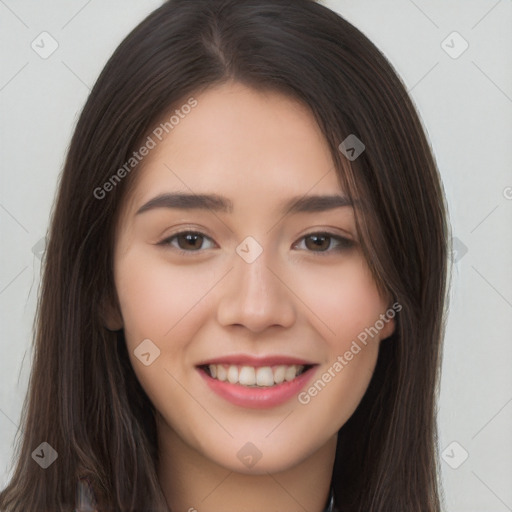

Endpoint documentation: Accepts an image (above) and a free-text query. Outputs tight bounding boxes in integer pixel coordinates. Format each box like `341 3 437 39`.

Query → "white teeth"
206 363 307 387
256 367 274 386
273 365 286 384
238 366 256 386
227 365 239 384
216 364 227 381
285 366 297 382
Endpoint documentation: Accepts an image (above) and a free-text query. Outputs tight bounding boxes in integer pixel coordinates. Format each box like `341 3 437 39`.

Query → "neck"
156 414 337 512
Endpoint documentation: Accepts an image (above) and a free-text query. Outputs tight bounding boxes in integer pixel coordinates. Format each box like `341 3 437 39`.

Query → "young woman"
0 0 450 510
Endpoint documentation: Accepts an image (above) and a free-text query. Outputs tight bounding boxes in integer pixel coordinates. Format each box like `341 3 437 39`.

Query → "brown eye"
176 232 204 250
296 232 355 254
159 231 215 252
304 234 331 251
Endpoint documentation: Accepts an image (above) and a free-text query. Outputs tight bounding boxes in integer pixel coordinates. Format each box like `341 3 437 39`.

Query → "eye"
157 230 354 255
158 231 216 253
294 232 355 254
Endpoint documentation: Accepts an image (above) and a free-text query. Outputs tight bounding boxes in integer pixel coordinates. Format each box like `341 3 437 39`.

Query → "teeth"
273 365 286 384
285 366 297 382
207 364 306 387
227 365 239 384
239 366 256 386
256 367 274 386
216 364 227 381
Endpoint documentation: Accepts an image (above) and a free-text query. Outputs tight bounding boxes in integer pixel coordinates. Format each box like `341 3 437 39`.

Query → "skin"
105 80 395 512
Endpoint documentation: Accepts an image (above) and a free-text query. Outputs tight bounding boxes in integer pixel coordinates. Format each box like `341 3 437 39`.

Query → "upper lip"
196 354 316 367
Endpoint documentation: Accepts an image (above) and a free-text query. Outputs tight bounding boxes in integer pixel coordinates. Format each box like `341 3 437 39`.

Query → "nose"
216 247 296 333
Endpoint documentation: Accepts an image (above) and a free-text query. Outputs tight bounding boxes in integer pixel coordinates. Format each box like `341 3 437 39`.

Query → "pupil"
180 233 202 250
306 235 329 251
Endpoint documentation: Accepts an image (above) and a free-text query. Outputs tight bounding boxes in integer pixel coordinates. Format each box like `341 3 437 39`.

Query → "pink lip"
198 365 317 409
197 354 315 367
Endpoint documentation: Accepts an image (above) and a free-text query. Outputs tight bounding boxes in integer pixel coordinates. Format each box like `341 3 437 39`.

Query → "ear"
99 291 124 331
379 301 399 341
379 316 396 340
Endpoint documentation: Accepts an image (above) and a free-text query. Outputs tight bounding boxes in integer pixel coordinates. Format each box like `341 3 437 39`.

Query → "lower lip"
198 366 316 409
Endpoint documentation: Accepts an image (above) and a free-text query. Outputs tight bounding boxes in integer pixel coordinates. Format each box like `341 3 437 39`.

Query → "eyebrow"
135 192 354 216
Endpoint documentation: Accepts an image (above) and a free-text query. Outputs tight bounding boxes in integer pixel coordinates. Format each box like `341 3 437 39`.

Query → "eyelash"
157 230 355 256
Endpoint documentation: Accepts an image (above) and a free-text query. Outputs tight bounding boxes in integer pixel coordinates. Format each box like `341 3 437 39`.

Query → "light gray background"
1 1 511 510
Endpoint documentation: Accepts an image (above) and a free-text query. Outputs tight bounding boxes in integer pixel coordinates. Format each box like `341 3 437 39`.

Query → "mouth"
196 356 317 409
199 363 313 387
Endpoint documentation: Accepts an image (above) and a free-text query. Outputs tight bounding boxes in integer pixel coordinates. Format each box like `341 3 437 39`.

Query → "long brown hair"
0 0 450 510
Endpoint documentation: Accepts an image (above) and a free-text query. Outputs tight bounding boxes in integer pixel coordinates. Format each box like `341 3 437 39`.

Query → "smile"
202 364 309 387
196 356 317 409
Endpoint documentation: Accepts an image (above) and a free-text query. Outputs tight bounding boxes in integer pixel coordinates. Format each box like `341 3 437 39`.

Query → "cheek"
291 255 388 345
113 248 214 409
291 258 386 417
114 247 215 352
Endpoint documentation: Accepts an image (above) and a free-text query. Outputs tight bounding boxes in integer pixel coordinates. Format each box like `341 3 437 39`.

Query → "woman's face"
109 81 395 474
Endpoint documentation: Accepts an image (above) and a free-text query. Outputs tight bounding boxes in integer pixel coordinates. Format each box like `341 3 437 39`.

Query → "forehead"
124 81 344 215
